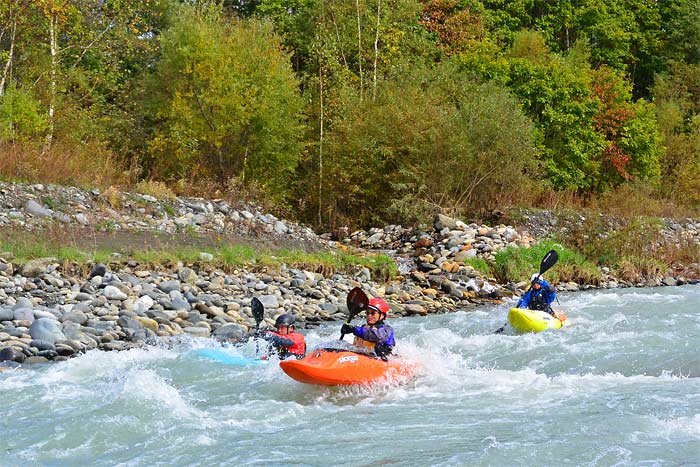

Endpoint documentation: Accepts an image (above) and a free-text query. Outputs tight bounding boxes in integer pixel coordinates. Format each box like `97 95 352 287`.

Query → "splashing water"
1 285 698 466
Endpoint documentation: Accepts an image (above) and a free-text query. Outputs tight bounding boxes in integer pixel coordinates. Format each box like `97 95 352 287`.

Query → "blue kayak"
193 348 267 366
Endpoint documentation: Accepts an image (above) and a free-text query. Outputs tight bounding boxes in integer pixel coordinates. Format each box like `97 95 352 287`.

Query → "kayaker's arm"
263 333 295 347
516 291 530 308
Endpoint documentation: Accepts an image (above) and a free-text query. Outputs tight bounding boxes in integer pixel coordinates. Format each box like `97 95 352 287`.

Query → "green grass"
219 245 258 266
463 257 491 275
493 240 601 284
0 235 94 263
0 233 397 281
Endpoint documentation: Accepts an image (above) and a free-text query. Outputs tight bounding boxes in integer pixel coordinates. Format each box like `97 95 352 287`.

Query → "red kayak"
280 347 414 386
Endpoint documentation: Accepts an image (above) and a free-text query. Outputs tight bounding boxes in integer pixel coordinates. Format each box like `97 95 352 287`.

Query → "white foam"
119 368 206 420
36 346 179 386
648 414 700 439
195 434 216 446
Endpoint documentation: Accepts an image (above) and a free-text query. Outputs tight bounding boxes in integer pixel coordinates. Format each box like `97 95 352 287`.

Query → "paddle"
251 297 265 331
251 297 266 355
340 287 369 340
494 249 559 334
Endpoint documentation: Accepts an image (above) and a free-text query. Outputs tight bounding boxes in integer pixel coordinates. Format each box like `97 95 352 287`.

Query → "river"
2 285 698 466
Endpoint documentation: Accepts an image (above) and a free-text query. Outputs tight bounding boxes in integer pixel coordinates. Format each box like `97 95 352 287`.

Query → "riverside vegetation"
0 182 697 365
0 1 698 229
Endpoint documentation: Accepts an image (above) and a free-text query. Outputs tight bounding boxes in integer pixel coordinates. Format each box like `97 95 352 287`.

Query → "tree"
660 0 700 65
653 62 700 206
315 62 539 226
505 34 661 193
0 83 46 141
146 3 305 202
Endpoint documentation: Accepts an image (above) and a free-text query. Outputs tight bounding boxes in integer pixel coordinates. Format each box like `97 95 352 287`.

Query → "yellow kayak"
508 308 569 334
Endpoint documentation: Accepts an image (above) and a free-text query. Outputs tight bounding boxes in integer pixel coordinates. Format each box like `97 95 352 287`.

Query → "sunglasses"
366 308 380 316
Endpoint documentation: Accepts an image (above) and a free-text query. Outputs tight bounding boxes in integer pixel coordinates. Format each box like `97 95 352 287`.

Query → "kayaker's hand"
261 332 275 342
374 343 392 360
341 324 355 335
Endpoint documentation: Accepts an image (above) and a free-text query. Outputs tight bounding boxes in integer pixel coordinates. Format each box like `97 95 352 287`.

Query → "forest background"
0 0 698 232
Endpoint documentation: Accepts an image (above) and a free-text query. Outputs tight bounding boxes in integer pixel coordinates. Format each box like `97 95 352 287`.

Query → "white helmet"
530 273 541 283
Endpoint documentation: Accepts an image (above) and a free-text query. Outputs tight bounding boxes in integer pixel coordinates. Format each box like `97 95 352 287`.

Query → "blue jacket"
516 279 556 311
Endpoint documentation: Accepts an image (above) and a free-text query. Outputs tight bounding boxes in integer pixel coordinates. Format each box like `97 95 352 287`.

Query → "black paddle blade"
346 287 369 319
251 297 264 329
539 249 559 275
341 287 369 339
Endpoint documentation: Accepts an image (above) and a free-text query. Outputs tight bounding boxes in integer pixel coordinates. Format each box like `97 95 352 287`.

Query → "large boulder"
0 347 25 363
256 295 279 309
434 214 458 231
212 323 247 342
28 318 66 344
0 308 14 321
21 258 56 278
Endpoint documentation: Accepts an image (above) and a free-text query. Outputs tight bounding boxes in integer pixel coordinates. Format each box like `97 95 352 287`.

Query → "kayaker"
340 298 395 360
258 314 306 360
517 274 557 315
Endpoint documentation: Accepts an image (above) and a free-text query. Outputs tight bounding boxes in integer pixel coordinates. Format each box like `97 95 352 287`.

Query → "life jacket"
268 330 306 359
529 290 549 311
352 322 395 353
353 334 376 352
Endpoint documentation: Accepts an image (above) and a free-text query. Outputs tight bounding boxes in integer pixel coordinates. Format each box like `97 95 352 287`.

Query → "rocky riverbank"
0 181 698 365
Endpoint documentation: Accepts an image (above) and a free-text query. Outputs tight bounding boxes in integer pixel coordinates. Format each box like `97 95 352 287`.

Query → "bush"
0 140 124 188
146 5 304 204
134 180 176 200
493 240 600 284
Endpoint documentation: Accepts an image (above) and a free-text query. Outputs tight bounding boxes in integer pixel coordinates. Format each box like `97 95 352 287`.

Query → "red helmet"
368 298 390 317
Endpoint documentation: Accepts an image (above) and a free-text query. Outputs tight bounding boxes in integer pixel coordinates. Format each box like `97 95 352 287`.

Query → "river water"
2 285 698 466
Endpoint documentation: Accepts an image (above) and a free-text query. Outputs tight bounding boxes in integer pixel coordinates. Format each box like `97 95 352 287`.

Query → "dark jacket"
517 279 556 313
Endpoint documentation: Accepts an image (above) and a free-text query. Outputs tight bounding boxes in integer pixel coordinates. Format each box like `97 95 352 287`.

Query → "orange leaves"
419 0 487 55
35 0 70 22
591 66 636 179
604 144 632 180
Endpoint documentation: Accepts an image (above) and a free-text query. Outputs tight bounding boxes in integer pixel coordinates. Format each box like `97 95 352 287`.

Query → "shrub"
493 240 600 284
134 180 176 200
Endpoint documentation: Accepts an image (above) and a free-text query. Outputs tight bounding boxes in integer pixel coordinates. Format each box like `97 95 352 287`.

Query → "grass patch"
559 216 681 279
0 141 126 189
613 256 666 283
463 257 491 275
219 245 258 266
134 179 176 200
493 240 601 284
130 248 202 265
0 229 397 281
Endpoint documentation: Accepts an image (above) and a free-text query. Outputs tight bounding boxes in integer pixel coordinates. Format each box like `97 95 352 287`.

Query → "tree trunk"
44 13 58 152
0 19 16 97
355 0 363 101
318 64 324 227
372 0 381 100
